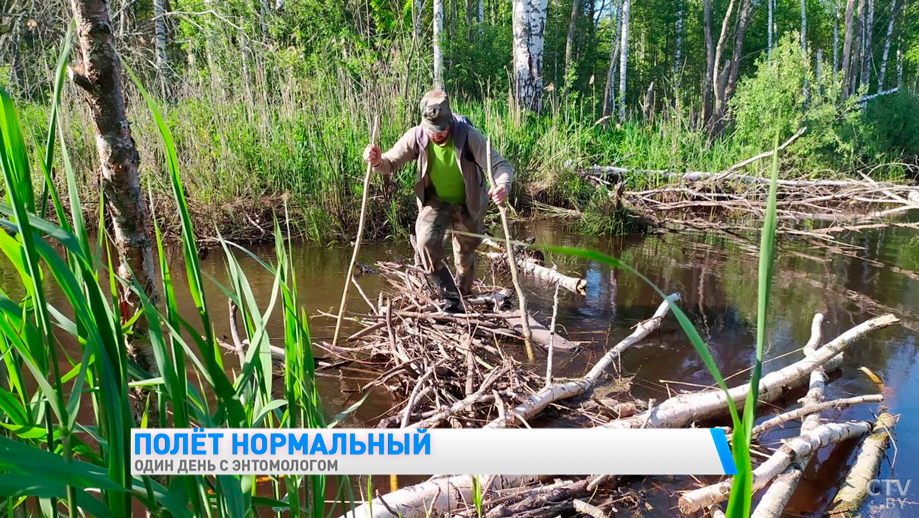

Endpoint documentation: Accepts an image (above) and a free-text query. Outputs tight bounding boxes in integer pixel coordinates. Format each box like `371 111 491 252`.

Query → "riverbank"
20 80 919 244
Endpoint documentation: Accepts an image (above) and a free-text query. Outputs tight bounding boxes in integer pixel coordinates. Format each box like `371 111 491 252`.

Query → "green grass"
0 37 358 518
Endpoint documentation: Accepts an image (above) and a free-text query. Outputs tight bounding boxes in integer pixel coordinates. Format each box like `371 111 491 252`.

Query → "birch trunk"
674 0 683 97
617 0 631 122
153 0 168 84
834 6 840 77
801 0 807 51
816 48 823 82
601 314 897 430
860 0 874 91
602 0 622 117
841 0 856 98
702 0 714 124
725 0 753 100
477 0 483 27
768 0 774 58
712 0 737 123
564 0 581 87
433 0 444 88
512 0 548 111
878 0 898 89
69 0 160 336
486 295 678 428
416 0 424 38
896 39 903 88
850 0 866 95
828 412 899 516
679 420 873 514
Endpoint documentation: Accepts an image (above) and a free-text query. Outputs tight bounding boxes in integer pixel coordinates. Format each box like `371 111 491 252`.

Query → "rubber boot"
431 268 464 313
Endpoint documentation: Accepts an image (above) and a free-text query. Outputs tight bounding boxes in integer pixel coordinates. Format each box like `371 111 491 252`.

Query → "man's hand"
489 185 508 205
363 144 382 167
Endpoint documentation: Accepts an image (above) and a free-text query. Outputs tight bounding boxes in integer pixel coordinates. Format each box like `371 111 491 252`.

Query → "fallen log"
485 251 587 294
486 295 678 428
827 412 899 517
678 420 874 514
338 474 543 518
601 314 898 429
751 394 883 438
587 166 898 189
500 310 580 351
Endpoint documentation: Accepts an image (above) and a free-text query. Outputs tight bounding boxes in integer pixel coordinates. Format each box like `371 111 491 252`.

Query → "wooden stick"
332 117 380 346
485 138 533 358
827 412 899 516
545 282 560 387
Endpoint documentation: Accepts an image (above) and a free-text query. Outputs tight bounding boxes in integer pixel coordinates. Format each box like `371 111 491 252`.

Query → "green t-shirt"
427 137 466 204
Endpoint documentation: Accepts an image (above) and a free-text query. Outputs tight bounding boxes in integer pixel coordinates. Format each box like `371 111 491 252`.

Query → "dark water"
5 219 918 516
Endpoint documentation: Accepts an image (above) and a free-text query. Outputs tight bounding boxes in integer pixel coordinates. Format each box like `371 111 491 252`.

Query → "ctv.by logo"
868 479 914 509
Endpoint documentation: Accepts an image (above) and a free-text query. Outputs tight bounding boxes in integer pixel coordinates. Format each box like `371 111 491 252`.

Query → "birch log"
751 394 883 438
827 412 899 516
485 251 586 293
486 294 678 428
679 420 873 514
602 314 898 430
338 474 542 518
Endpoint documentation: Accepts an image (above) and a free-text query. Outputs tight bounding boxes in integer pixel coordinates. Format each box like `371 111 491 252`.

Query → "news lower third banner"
132 428 737 476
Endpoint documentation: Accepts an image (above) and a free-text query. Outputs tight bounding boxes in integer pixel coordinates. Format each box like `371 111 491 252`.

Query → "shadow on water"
3 219 917 516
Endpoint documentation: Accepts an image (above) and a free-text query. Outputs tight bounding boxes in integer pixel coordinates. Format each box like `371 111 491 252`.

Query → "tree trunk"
602 0 622 117
154 0 168 89
702 0 714 124
512 0 548 111
711 0 737 124
725 0 753 100
850 0 866 95
564 0 581 88
833 6 840 77
827 412 899 516
768 0 774 57
69 0 160 332
841 0 856 98
477 0 483 28
415 0 423 38
801 0 807 51
674 0 683 99
896 37 903 88
816 48 823 82
878 0 898 89
433 0 444 88
860 0 874 91
466 0 474 41
617 0 630 122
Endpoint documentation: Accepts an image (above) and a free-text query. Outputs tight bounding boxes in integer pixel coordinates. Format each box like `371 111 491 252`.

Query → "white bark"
860 0 875 91
477 0 483 33
339 474 542 518
833 5 840 77
751 394 882 438
512 0 548 111
601 314 898 430
878 0 898 89
817 49 823 81
801 0 807 52
617 0 631 122
485 251 586 293
154 0 168 80
896 39 903 88
675 0 683 89
679 420 873 514
416 0 424 38
602 0 622 117
486 295 678 428
434 0 445 88
768 0 774 57
828 412 899 516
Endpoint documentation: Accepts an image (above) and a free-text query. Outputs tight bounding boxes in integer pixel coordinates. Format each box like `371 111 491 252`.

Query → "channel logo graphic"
132 428 737 475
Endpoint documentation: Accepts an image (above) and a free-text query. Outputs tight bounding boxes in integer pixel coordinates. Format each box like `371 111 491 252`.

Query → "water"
5 219 917 516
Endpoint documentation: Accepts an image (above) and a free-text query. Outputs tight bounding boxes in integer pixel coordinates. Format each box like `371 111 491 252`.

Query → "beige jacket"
372 115 513 221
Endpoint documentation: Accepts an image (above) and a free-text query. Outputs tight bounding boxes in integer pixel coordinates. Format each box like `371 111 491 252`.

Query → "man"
363 90 513 311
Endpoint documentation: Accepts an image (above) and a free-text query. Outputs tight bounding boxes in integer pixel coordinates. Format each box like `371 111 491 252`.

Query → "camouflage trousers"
415 197 484 296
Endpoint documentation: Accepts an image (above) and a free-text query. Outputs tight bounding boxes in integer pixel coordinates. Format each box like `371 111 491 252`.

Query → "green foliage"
864 89 919 163
730 32 861 170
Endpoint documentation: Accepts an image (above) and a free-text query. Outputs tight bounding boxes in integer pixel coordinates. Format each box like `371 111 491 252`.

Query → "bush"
865 89 919 164
730 32 862 172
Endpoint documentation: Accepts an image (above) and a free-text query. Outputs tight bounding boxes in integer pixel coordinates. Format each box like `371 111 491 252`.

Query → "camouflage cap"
419 90 453 133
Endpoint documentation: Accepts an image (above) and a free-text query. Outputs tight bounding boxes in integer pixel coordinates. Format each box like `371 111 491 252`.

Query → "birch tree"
841 0 856 98
564 0 581 87
68 0 160 365
801 0 807 52
602 0 622 117
702 0 714 124
617 0 631 122
512 0 549 111
860 0 874 91
674 0 683 97
434 0 444 88
768 0 774 57
878 0 899 89
712 0 737 122
850 0 866 94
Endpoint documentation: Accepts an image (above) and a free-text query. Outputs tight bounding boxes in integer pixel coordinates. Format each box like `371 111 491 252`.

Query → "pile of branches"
322 266 901 518
325 261 616 430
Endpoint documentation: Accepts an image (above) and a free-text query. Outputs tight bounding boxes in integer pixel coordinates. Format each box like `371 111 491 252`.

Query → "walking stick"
332 117 380 347
485 138 534 359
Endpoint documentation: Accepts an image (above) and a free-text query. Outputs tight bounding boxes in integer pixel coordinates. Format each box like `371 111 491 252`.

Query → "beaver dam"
235 224 912 518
